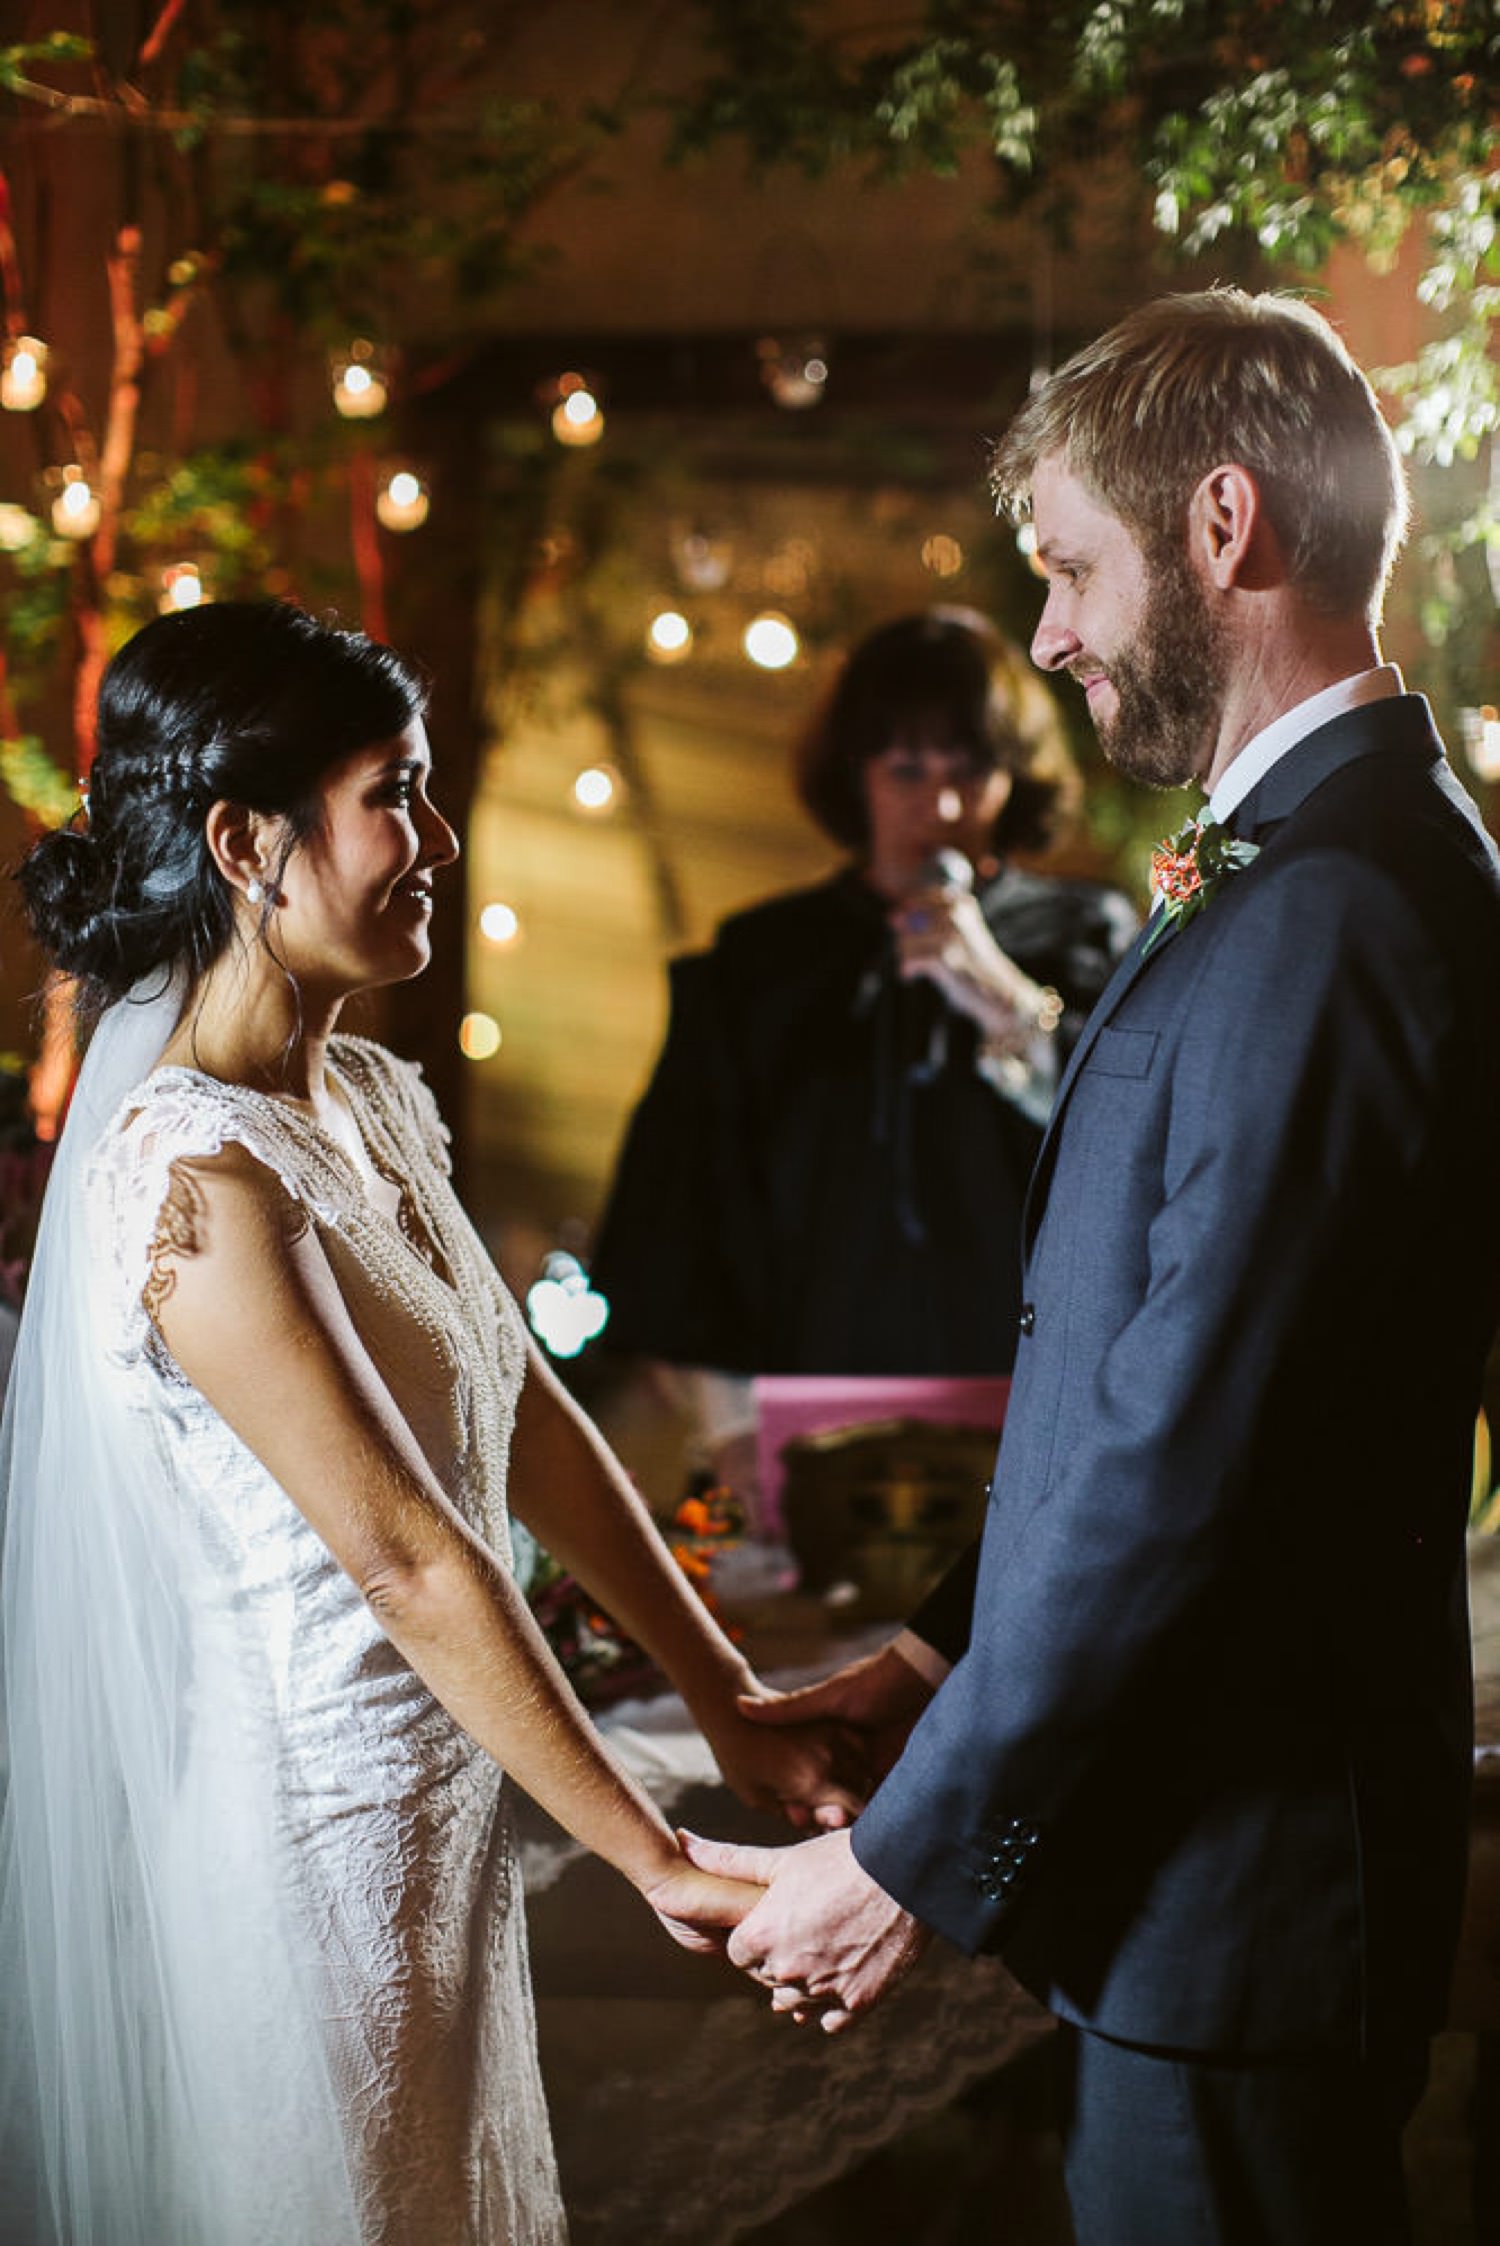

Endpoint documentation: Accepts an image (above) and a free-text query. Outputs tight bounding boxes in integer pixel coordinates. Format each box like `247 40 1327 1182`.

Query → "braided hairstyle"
19 602 427 1024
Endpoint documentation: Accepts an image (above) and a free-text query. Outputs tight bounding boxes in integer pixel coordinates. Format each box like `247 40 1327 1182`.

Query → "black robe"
591 865 1137 1376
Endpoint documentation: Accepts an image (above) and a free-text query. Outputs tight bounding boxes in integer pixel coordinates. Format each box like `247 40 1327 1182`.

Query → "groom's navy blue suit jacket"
852 695 1500 2057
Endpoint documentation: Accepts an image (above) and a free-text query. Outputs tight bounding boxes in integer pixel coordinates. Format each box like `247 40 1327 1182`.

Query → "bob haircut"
990 289 1408 624
795 607 1079 858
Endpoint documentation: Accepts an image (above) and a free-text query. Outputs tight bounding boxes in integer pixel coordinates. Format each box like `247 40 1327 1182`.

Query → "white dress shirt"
1206 663 1404 828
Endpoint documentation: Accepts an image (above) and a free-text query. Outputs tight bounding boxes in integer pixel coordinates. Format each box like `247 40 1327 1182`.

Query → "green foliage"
672 0 1500 465
0 33 90 95
0 0 1492 846
0 0 646 825
0 450 293 828
0 736 79 829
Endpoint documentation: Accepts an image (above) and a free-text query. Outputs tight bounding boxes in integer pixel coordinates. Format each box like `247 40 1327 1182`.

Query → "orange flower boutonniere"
1143 815 1260 958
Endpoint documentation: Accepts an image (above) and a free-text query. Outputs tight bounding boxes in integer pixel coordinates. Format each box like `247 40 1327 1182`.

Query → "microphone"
911 847 974 901
893 850 974 1081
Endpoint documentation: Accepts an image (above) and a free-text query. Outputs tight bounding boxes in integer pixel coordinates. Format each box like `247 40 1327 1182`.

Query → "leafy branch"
671 0 1499 465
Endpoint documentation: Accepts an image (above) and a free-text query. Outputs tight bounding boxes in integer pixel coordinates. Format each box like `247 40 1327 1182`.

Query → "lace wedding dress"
0 1015 566 2246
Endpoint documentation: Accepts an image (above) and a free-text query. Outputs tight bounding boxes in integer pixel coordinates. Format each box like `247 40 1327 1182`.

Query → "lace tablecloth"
518 1637 1051 2244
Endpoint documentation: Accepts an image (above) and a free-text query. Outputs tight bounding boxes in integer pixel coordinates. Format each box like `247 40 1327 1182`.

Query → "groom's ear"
1189 464 1279 592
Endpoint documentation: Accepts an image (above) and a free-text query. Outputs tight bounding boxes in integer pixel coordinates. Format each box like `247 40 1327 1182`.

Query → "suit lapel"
1230 692 1442 839
1020 695 1445 1261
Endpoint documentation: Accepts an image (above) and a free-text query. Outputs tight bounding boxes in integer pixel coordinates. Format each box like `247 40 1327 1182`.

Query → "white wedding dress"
0 1005 566 2246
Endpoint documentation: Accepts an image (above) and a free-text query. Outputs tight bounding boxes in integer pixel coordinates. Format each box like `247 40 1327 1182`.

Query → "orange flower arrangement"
528 1478 744 1705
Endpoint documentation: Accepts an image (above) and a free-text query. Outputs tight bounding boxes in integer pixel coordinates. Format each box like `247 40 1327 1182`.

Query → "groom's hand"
734 1641 936 1792
680 1827 929 2033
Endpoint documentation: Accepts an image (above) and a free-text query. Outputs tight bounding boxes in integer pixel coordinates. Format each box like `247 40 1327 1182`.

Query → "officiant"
590 606 1136 1414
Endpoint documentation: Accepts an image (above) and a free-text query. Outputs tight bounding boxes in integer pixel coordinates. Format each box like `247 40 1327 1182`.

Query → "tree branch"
136 0 192 73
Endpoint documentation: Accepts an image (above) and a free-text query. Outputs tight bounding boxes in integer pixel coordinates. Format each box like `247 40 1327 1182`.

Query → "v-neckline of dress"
146 1058 461 1298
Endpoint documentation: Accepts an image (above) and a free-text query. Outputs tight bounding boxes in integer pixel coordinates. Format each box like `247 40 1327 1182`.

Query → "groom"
687 291 1500 2241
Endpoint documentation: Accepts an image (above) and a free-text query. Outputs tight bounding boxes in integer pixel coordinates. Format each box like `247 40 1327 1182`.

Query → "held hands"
641 1855 766 1957
680 1828 930 2033
891 887 1056 1052
702 1686 871 1831
734 1641 936 1796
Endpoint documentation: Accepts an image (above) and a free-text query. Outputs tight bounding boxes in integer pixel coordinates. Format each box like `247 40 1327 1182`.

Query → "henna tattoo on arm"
143 1160 208 1329
142 1156 311 1330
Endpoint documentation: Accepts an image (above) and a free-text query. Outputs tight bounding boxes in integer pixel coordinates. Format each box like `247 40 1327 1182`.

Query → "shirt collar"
1207 665 1404 827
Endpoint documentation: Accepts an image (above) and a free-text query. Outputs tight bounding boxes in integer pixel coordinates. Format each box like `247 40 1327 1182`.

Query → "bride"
0 602 859 2245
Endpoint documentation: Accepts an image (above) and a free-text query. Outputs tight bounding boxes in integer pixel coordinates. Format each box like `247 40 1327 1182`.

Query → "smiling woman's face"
272 719 460 998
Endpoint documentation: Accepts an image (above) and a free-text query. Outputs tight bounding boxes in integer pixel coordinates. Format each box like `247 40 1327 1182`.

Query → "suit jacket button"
1018 1303 1036 1336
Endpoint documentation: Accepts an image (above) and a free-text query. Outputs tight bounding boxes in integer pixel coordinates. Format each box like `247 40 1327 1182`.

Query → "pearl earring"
246 878 265 907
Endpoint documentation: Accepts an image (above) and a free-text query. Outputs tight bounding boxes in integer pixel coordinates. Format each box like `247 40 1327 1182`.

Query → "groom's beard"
1079 549 1231 791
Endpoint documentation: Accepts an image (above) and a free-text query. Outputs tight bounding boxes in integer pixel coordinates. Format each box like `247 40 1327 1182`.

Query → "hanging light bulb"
376 468 429 532
573 765 617 813
921 533 965 579
1 336 48 412
159 561 206 612
1461 706 1500 783
331 340 389 419
743 612 799 671
479 901 522 946
459 1012 503 1060
757 336 829 410
51 468 100 540
646 609 693 663
550 371 604 448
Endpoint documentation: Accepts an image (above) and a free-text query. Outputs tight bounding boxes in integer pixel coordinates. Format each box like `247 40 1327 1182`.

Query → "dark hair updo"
19 601 427 1023
794 606 1080 858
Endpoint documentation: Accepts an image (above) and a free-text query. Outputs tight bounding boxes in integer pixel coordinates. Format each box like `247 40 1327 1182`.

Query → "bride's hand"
642 1857 764 1955
701 1691 872 1832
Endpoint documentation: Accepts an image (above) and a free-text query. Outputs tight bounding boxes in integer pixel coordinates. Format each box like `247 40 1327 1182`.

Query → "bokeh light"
459 1012 503 1061
743 612 799 670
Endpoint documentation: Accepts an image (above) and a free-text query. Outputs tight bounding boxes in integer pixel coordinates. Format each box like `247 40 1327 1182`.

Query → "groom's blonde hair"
991 289 1408 624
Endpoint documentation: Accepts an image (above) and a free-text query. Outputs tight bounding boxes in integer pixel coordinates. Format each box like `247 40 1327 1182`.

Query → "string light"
159 561 206 612
552 390 604 447
479 901 521 945
921 533 965 579
547 370 606 449
743 612 799 670
1461 706 1500 783
1 336 48 412
459 1012 502 1060
51 469 100 540
376 468 429 532
0 504 37 552
331 340 389 418
573 766 617 812
646 609 693 663
758 336 829 410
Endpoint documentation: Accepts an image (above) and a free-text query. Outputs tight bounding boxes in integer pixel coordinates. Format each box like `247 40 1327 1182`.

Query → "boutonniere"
1142 815 1260 957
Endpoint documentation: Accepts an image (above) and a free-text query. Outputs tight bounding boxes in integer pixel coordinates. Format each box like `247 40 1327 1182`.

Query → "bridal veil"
0 976 363 2245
